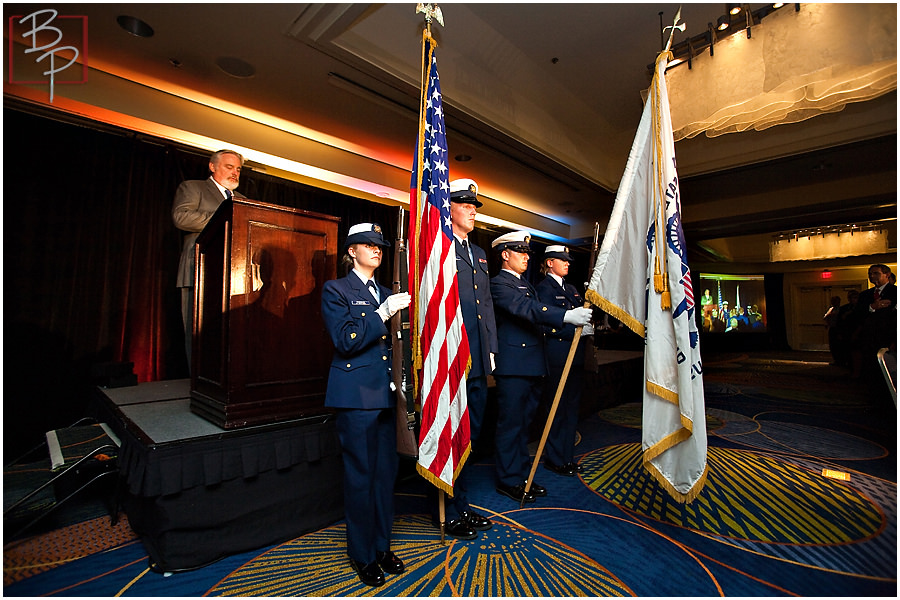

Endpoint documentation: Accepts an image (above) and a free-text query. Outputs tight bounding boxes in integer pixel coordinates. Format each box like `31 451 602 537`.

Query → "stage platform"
582 348 644 414
91 379 344 572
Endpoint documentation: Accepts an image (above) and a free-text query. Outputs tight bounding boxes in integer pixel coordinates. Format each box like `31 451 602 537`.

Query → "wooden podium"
190 198 340 428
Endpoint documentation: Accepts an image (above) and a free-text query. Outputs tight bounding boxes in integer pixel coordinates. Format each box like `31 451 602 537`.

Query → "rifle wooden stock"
392 208 418 458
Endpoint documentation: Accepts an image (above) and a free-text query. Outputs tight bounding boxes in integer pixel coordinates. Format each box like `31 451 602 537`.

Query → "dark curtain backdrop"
763 273 790 350
4 107 395 453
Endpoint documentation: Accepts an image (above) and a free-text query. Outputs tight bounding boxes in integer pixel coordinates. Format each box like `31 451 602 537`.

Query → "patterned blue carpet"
4 353 897 596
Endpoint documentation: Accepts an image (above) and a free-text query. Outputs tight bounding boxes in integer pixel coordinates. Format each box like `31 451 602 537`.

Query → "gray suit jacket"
172 178 245 287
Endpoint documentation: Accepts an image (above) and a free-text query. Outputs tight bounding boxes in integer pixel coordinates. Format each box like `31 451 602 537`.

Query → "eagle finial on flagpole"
662 6 685 53
416 3 444 27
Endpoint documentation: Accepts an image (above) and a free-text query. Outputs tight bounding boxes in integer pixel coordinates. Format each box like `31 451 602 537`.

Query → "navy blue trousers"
335 407 397 564
493 375 543 487
542 365 583 466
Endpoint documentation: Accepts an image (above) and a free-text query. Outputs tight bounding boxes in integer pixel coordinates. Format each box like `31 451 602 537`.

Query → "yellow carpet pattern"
583 443 883 544
206 514 633 597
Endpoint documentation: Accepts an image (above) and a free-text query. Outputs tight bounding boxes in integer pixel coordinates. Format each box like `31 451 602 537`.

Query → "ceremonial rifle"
392 207 418 458
523 222 601 507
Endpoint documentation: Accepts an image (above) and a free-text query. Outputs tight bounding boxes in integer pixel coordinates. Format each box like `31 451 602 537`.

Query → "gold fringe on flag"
584 288 646 338
646 379 678 405
641 413 705 503
643 455 708 504
415 443 471 498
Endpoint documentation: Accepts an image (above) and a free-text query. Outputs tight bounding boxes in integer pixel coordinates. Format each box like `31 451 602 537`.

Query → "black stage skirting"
90 380 344 572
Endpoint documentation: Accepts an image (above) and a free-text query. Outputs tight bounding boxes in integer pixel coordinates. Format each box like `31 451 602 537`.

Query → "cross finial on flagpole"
416 3 444 27
662 7 685 52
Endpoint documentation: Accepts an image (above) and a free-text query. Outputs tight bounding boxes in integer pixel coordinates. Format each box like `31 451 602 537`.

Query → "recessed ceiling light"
216 56 256 79
117 15 154 38
454 154 471 162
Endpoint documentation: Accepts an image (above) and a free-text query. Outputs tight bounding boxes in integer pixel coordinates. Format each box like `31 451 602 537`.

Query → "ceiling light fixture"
658 3 791 70
116 15 154 38
215 56 256 79
728 4 742 15
745 6 755 38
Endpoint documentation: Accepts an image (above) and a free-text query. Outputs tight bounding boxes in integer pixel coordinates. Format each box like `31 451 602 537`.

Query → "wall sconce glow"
475 213 568 244
770 228 889 261
183 136 410 205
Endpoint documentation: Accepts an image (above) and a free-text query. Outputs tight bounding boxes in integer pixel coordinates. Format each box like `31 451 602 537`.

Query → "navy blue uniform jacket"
490 270 567 377
536 276 586 369
455 238 498 377
321 273 393 409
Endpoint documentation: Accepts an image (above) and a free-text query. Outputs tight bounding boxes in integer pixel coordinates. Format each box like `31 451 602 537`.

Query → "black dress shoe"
349 558 385 586
460 510 492 531
433 517 478 540
570 462 584 474
545 460 576 476
376 550 405 574
527 481 547 497
496 483 535 503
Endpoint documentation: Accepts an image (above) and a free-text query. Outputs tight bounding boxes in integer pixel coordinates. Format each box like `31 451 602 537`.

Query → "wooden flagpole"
523 223 600 508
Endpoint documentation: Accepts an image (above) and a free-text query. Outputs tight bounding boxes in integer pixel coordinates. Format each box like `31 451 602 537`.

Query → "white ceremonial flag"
586 51 707 503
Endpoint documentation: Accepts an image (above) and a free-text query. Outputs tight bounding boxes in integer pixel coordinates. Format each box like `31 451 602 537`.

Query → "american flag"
408 40 471 496
717 280 723 323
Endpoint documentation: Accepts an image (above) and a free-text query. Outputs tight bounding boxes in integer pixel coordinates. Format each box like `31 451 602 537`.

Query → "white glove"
489 352 496 373
581 323 595 337
563 307 592 327
376 292 411 322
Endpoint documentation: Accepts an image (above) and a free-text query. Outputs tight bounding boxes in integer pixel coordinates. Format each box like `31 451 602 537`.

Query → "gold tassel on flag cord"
652 51 673 310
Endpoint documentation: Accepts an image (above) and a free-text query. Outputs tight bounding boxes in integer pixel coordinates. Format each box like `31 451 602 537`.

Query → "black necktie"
462 239 473 263
367 280 379 302
225 189 233 201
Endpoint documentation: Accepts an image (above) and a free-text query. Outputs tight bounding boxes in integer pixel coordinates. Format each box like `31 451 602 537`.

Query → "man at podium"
172 149 246 369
